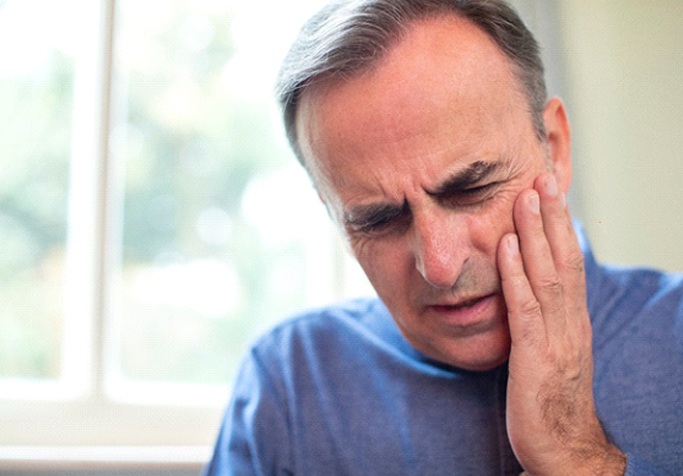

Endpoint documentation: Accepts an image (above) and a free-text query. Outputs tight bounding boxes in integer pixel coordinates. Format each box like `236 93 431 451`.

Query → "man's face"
296 16 567 371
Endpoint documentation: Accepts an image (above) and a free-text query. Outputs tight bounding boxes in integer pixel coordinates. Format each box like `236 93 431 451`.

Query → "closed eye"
426 161 505 208
344 202 411 236
462 181 499 197
439 181 501 208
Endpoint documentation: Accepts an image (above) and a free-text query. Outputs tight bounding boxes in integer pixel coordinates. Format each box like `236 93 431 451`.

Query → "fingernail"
528 191 540 214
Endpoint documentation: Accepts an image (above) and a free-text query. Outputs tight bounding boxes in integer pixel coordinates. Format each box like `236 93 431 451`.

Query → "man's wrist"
520 442 626 476
571 442 626 476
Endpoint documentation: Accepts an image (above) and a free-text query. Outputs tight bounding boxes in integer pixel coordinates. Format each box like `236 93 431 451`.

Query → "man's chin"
411 329 512 372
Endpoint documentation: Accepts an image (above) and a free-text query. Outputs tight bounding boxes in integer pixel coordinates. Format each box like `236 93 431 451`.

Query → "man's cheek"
470 196 518 251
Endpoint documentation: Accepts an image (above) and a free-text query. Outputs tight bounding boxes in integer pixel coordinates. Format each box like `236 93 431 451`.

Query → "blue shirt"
205 229 683 475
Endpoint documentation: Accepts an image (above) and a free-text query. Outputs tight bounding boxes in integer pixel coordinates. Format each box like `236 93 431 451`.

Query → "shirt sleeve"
203 349 293 476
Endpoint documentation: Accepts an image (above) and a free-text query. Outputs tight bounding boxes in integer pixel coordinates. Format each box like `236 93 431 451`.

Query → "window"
0 0 88 396
0 0 372 458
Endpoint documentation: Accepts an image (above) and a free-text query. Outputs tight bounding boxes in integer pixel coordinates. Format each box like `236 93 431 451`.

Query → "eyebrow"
343 201 408 229
426 160 503 198
343 160 504 229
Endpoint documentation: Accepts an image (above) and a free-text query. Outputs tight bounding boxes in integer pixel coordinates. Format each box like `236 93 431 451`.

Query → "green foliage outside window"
0 0 323 387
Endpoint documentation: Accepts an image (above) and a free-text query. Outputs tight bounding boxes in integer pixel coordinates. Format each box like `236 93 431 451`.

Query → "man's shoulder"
269 296 385 333
249 297 392 359
580 221 683 325
590 261 683 317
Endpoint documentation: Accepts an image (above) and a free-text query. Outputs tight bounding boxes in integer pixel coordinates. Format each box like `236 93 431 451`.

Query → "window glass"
0 0 81 381
110 0 350 393
0 0 372 407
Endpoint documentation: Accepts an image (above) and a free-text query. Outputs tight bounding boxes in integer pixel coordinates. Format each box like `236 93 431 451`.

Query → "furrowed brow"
427 161 503 198
343 201 408 229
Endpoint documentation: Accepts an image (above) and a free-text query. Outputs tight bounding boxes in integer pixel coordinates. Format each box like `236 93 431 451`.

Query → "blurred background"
0 0 681 473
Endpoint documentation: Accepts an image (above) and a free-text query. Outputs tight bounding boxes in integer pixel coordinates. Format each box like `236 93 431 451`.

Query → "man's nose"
412 210 470 290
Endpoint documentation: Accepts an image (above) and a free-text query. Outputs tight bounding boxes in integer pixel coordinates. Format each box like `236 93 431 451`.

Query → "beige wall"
557 1 683 270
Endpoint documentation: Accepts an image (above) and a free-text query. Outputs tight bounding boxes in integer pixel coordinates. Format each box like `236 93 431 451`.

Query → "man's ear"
543 97 572 194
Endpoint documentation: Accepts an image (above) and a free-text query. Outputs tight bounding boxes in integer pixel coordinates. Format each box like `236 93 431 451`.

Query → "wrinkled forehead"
295 15 529 183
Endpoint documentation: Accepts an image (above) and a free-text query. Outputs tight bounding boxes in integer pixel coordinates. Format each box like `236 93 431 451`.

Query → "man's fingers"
513 187 566 335
498 233 545 347
536 175 587 315
535 174 589 336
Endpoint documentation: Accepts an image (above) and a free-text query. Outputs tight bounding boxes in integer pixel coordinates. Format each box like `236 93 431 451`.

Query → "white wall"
557 0 683 271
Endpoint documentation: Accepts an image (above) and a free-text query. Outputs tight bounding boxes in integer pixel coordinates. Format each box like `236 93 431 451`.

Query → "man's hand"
497 173 626 475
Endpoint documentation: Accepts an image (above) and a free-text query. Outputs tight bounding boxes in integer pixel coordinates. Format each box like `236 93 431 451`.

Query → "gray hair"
276 0 548 168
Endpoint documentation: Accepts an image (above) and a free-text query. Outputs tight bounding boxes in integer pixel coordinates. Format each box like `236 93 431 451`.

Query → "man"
205 1 683 474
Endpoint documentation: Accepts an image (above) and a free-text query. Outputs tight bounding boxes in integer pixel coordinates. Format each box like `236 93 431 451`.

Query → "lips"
429 292 496 310
431 294 492 310
424 293 503 330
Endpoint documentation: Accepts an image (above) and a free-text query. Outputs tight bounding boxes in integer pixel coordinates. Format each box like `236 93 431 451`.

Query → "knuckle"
518 297 542 317
563 251 585 274
539 274 563 295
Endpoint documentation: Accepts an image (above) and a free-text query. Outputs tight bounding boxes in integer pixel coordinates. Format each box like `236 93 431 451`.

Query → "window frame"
0 0 228 456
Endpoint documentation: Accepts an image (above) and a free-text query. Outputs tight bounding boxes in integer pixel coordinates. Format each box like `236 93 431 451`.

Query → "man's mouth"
430 293 496 311
425 293 502 330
